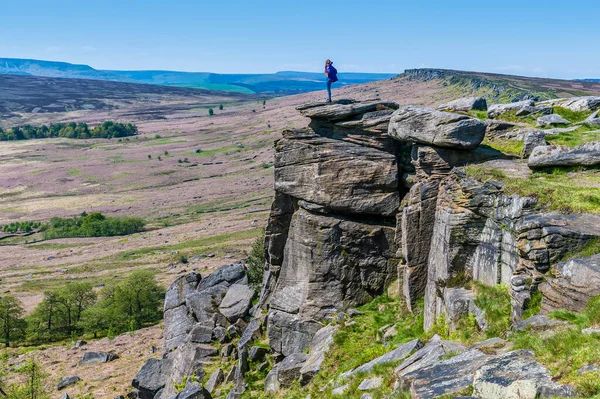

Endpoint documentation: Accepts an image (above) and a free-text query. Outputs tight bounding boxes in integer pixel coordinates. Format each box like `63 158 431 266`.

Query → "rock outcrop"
487 100 535 119
437 97 487 112
528 142 600 169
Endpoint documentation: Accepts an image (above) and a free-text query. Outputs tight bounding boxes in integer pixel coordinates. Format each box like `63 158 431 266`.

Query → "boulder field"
131 97 600 399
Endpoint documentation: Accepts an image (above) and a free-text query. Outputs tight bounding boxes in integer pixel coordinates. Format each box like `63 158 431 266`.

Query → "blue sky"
0 0 598 78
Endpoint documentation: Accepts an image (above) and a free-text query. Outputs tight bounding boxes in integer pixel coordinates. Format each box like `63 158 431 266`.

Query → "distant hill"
576 78 600 83
0 58 397 95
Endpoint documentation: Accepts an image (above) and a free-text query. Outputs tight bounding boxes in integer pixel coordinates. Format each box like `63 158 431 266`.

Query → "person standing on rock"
325 59 338 102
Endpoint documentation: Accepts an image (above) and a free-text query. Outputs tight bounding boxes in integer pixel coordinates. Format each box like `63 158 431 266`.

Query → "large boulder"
395 335 467 378
132 358 172 399
78 351 118 366
57 376 80 390
218 284 255 323
472 350 576 398
299 325 339 384
528 142 600 169
298 101 399 121
539 253 600 313
521 130 548 158
274 132 400 216
555 96 600 112
516 104 553 116
437 97 487 112
277 353 307 387
388 106 486 150
173 381 212 399
487 100 535 119
164 273 201 311
536 114 570 127
164 305 195 353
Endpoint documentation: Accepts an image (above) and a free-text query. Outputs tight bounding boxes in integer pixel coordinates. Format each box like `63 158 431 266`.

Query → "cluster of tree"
0 358 48 399
1 221 43 234
0 121 138 141
0 270 165 347
43 212 145 239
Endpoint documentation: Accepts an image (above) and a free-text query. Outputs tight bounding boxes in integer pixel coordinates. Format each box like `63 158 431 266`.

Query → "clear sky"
0 0 598 79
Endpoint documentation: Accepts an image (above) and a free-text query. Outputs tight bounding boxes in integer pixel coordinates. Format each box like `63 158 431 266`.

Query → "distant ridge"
0 58 397 95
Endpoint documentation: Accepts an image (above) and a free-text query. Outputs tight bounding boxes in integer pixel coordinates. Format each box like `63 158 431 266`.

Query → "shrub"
208 108 214 116
180 255 188 264
219 104 224 110
246 231 265 290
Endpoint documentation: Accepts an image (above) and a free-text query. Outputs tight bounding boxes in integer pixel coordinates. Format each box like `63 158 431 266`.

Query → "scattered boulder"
472 350 576 398
299 325 338 384
218 284 255 323
528 142 600 169
388 106 486 150
437 97 487 112
74 340 87 348
399 349 489 399
277 353 308 387
173 381 211 399
521 130 547 158
132 358 172 399
249 346 269 362
487 100 535 119
358 377 383 391
555 96 600 112
331 384 350 396
536 114 570 127
514 315 567 332
79 351 118 366
540 253 600 313
516 104 553 116
57 376 80 390
342 338 423 380
395 336 467 378
205 369 224 394
486 119 522 134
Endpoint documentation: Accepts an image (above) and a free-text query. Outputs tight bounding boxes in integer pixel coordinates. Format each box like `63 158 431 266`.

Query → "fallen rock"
299 325 338 384
264 366 280 394
472 350 576 398
528 142 600 169
555 96 600 112
78 351 118 366
514 315 567 332
516 104 553 116
74 340 87 348
400 349 489 399
395 335 467 378
521 130 548 158
277 353 308 387
205 369 224 393
342 338 423 380
540 253 600 313
218 284 255 323
487 100 535 119
173 381 211 399
437 97 487 112
537 114 570 127
331 384 350 396
388 106 486 150
57 376 80 390
249 346 269 362
358 377 383 391
132 358 172 399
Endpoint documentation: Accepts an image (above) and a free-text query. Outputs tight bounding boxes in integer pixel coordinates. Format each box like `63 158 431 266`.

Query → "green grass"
481 138 523 157
511 296 600 397
67 168 80 176
491 109 537 126
465 165 600 213
553 106 595 124
468 110 488 120
187 145 243 158
473 282 512 339
545 125 600 147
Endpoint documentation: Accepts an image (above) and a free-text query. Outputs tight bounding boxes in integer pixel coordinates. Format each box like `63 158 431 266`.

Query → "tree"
246 230 266 290
110 271 165 331
208 108 214 116
9 358 48 399
219 104 223 110
0 295 26 347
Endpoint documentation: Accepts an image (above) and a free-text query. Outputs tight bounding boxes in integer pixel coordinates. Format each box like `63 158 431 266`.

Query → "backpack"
328 65 338 82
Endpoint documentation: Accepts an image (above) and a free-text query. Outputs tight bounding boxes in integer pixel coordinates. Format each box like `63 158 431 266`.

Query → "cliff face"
259 99 600 356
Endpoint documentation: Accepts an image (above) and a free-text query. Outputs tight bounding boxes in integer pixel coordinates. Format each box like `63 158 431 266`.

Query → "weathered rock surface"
277 353 307 387
57 376 80 390
487 100 535 119
516 104 553 116
540 253 600 313
218 284 255 323
521 130 547 158
298 100 399 121
132 358 172 399
79 351 118 366
437 97 487 112
395 335 467 378
528 142 600 169
472 350 576 398
341 338 423 380
536 114 570 127
358 377 383 391
274 132 400 216
388 106 486 150
514 315 567 332
299 325 338 384
554 96 600 112
205 369 224 394
173 381 212 399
